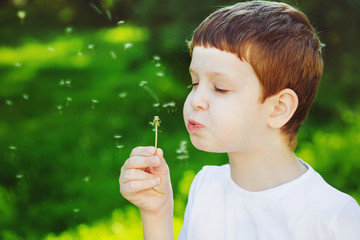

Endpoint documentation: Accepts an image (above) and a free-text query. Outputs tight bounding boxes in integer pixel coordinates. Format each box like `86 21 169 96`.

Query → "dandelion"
22 94 29 100
117 20 125 25
5 99 13 106
124 43 133 49
151 116 161 153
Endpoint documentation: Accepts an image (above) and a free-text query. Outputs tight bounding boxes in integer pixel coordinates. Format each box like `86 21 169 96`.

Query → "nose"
189 84 209 111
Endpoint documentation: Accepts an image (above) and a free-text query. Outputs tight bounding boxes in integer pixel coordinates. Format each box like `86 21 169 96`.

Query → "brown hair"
188 1 324 148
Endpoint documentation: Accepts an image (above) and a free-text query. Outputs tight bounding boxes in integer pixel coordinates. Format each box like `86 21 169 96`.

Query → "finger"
152 148 170 175
121 178 161 194
130 146 156 157
122 155 159 170
120 168 156 183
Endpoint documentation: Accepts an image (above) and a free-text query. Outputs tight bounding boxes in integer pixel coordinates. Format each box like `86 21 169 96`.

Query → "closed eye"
187 83 199 89
215 87 229 94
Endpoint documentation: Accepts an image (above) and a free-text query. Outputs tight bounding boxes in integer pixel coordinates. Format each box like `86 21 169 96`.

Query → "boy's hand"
119 146 173 215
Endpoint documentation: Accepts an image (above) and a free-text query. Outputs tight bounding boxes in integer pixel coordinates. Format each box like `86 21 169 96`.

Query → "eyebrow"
189 68 230 78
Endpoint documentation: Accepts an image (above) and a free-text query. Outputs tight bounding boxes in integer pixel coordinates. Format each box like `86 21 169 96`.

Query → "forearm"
140 203 174 240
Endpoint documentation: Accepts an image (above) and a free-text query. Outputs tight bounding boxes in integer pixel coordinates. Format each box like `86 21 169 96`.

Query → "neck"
228 144 307 192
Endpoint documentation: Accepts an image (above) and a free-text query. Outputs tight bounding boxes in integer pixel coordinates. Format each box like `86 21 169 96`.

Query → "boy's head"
188 1 323 148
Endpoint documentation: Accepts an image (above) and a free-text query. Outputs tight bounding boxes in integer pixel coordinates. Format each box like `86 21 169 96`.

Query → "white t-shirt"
178 161 360 240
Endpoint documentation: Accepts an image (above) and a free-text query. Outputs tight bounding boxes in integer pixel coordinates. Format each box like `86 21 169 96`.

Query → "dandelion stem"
153 116 160 154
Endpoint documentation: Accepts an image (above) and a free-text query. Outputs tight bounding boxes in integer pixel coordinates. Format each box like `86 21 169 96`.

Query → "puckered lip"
188 119 205 128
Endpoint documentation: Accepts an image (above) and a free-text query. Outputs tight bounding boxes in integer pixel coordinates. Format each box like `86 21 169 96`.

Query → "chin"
190 136 226 153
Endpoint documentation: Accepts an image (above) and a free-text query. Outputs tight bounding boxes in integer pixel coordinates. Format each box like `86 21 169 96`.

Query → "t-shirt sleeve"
332 198 360 239
177 167 208 240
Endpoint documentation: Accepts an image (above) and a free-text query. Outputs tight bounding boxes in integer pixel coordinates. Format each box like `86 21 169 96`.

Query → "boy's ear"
267 88 299 129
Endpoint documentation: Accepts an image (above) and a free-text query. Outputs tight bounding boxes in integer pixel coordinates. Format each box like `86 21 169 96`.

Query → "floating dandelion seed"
91 99 98 109
73 208 80 213
153 103 160 107
89 3 102 14
78 51 83 56
139 81 160 103
6 99 13 106
163 101 176 108
59 79 65 86
153 55 161 61
118 92 127 98
106 9 112 21
22 94 29 100
65 79 72 88
116 145 124 149
83 176 90 183
155 63 161 68
151 116 161 153
124 43 133 49
15 62 22 67
48 47 55 51
88 44 95 49
110 51 117 59
113 135 122 139
117 20 125 25
17 10 26 24
57 105 63 114
65 27 73 34
156 72 164 77
176 141 189 160
66 97 72 106
9 145 17 150
16 174 23 179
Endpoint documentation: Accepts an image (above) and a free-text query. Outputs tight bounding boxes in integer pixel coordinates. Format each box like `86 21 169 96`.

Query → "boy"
119 1 360 239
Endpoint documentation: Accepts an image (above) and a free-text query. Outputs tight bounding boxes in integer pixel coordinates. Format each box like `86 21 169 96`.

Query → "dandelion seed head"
124 43 133 49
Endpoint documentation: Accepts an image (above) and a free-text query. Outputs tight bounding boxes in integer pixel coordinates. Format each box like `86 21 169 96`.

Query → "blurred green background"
0 0 359 239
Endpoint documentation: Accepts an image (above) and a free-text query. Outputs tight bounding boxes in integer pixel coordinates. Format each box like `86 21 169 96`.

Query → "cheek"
183 94 192 120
